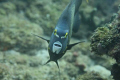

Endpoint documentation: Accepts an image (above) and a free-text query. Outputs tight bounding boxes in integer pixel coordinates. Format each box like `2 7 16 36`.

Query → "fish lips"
52 41 62 54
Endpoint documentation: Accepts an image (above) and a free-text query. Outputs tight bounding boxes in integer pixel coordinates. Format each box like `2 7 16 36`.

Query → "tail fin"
73 0 82 15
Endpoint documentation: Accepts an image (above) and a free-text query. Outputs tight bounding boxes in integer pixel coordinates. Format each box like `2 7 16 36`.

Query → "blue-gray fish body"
34 0 83 68
47 0 83 67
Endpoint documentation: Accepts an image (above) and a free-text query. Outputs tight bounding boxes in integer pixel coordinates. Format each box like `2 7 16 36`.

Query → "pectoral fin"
67 41 85 50
32 33 50 43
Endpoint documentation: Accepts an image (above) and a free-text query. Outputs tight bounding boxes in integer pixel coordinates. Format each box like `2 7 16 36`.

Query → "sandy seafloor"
0 0 120 80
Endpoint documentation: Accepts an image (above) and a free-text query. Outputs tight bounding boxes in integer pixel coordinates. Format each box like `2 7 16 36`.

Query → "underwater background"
0 0 120 80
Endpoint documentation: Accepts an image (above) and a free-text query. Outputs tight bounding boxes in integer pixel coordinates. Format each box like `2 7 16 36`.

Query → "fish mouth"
54 44 62 47
53 41 62 54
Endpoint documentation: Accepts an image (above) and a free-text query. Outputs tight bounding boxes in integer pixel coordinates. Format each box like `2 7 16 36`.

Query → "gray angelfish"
33 0 83 69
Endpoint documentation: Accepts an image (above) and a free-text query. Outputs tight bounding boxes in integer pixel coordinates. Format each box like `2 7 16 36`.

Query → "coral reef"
91 8 120 63
90 5 120 80
1 0 119 38
0 15 44 54
73 0 120 38
0 2 16 15
76 71 113 80
111 63 120 80
0 48 113 80
0 63 9 79
0 0 120 80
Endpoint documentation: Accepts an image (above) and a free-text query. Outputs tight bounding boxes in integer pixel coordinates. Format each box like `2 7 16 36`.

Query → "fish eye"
54 29 57 35
61 32 68 39
54 29 59 38
65 33 68 38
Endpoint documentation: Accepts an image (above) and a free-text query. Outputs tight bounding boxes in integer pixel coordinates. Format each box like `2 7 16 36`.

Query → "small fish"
86 0 89 3
34 0 83 69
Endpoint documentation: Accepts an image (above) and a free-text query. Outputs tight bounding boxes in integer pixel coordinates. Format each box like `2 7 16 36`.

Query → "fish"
33 0 83 69
86 0 89 3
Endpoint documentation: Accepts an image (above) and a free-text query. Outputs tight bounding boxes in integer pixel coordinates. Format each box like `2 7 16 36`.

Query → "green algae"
0 15 44 54
0 63 9 79
90 9 120 62
0 2 16 15
76 72 113 80
90 5 120 80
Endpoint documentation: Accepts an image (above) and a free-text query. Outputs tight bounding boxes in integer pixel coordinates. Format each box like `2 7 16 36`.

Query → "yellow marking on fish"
54 29 57 35
65 32 68 38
